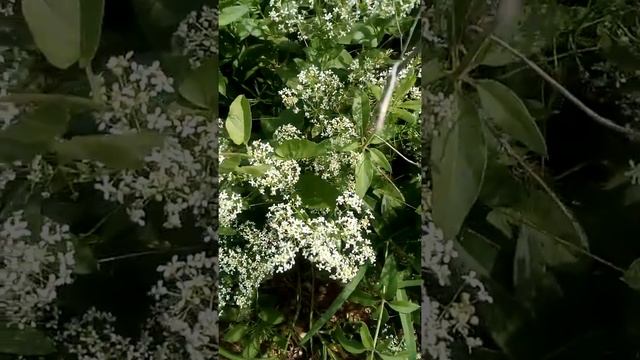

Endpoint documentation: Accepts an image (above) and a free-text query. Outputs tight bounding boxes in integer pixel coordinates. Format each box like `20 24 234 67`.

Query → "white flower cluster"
59 309 154 360
150 252 218 360
267 0 420 41
425 90 458 134
174 5 218 68
246 140 301 196
91 52 216 229
279 65 344 118
0 211 75 329
423 221 493 360
0 0 15 17
0 46 31 129
219 191 375 309
219 189 243 227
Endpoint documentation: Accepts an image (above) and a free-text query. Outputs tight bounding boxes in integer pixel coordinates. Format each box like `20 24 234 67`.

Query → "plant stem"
490 34 640 141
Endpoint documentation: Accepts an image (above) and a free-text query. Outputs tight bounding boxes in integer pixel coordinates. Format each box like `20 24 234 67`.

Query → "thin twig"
490 34 640 141
373 134 420 168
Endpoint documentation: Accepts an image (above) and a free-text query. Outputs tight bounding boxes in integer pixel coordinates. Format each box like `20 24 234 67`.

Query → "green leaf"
22 0 81 69
258 307 285 325
334 327 366 354
431 95 487 239
368 148 391 172
359 323 374 349
394 295 418 354
53 131 165 170
356 152 374 198
475 79 547 155
225 95 252 145
624 258 640 291
388 300 420 314
295 173 340 209
423 58 446 84
0 104 70 161
353 92 371 136
379 255 398 300
0 325 55 355
219 5 249 27
275 139 326 159
300 265 368 345
179 58 217 109
234 164 272 177
79 0 104 67
223 324 248 343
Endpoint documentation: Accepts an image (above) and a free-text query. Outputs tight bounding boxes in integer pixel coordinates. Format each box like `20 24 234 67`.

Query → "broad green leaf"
79 0 104 67
300 265 368 344
0 104 70 161
486 209 514 238
513 225 563 302
352 92 371 136
350 289 379 306
225 95 251 145
258 307 285 325
275 139 326 159
359 323 374 349
223 324 249 343
179 58 217 109
356 152 374 198
219 5 249 27
53 131 165 170
379 255 398 300
388 300 420 314
0 325 55 355
219 346 246 360
475 79 547 155
234 164 272 177
431 95 487 239
368 148 391 172
398 279 421 288
334 327 366 354
624 258 640 291
22 0 81 69
295 173 340 209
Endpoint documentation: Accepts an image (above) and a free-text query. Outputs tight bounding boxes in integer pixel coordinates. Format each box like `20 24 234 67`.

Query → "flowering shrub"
218 0 422 358
425 0 640 359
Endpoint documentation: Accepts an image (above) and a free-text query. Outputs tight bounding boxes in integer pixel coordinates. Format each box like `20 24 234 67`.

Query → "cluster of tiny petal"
91 53 216 229
219 189 243 227
273 123 303 142
0 47 31 129
246 140 301 196
174 5 218 68
150 252 218 360
279 65 344 119
0 211 75 329
59 309 153 360
267 0 420 41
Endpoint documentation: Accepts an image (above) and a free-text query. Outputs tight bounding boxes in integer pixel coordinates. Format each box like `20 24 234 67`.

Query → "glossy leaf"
225 95 252 145
295 173 340 209
179 58 217 109
22 0 81 68
53 131 165 170
431 95 487 239
476 79 547 155
355 152 374 198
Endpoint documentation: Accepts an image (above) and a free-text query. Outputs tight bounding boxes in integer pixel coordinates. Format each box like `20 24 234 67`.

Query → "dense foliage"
0 1 218 359
424 0 640 359
218 0 422 358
